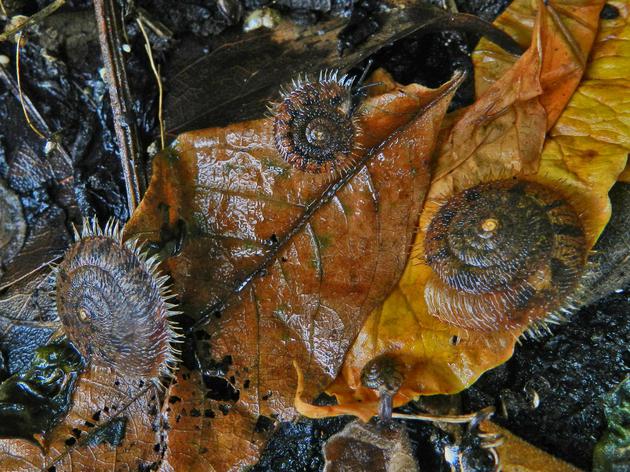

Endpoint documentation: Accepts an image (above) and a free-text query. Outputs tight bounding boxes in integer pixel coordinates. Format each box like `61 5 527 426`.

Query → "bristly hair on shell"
57 217 183 387
269 69 363 175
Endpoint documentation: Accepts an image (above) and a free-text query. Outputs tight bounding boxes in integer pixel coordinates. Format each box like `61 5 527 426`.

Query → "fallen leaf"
164 2 520 132
124 71 463 469
473 0 630 185
314 0 624 419
482 421 585 472
0 363 163 471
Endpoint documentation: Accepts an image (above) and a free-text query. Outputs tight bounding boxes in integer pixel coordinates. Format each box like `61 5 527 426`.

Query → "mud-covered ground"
0 0 627 470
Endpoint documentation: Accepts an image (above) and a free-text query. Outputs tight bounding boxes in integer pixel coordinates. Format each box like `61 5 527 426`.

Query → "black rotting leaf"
163 2 521 133
0 270 58 374
0 340 84 441
84 416 128 447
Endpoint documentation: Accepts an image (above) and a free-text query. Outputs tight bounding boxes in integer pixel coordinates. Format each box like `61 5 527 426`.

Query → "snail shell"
272 70 360 173
360 353 405 396
0 179 26 275
423 179 588 332
55 218 181 382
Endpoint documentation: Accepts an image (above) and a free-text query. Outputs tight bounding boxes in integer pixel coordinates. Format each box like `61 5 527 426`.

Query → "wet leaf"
0 270 58 375
125 71 463 469
473 0 630 185
0 363 163 471
0 341 83 442
164 3 520 132
312 0 625 419
482 421 584 472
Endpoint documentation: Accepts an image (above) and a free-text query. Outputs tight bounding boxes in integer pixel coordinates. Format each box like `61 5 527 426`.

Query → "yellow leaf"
297 0 629 419
474 0 630 184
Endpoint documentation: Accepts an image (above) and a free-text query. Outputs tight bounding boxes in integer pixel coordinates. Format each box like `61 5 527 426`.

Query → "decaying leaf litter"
0 0 628 472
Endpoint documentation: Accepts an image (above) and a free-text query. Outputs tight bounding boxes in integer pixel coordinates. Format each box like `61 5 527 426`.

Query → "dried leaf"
314 0 622 419
124 71 463 469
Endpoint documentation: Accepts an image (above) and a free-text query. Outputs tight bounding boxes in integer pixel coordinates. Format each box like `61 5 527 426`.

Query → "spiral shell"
0 179 26 275
272 70 360 173
360 354 405 396
423 179 588 332
55 219 181 383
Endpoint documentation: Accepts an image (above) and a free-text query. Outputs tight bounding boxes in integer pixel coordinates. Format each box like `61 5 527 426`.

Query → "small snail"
0 179 26 276
271 70 360 173
361 354 405 422
423 179 588 332
55 218 181 384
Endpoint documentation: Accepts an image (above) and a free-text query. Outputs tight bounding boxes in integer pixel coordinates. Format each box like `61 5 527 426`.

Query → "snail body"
0 179 26 275
272 70 360 173
423 179 587 332
55 219 180 383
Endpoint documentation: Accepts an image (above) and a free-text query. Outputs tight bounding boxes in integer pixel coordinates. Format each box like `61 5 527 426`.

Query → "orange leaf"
124 71 463 470
319 0 612 420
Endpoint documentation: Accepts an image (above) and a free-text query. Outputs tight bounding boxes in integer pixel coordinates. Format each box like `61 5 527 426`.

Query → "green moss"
593 377 630 472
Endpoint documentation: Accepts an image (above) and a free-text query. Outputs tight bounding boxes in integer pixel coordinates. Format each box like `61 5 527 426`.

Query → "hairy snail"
423 178 588 332
55 219 181 383
271 70 361 174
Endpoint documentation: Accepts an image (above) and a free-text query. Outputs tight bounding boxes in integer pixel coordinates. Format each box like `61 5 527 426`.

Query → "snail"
55 218 181 384
360 354 405 422
0 179 26 276
271 70 360 174
423 179 588 332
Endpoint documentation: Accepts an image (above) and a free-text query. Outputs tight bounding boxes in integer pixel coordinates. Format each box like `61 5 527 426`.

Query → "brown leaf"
0 364 163 471
434 0 605 186
125 70 464 469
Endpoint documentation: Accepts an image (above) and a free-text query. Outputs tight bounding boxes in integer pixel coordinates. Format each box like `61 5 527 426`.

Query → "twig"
392 412 479 424
136 18 165 150
136 7 174 39
15 32 46 139
0 0 66 43
93 0 145 215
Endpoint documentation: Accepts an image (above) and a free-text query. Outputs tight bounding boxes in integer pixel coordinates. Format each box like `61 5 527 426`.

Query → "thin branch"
93 0 145 215
137 18 165 150
0 0 66 43
392 412 479 424
15 32 46 139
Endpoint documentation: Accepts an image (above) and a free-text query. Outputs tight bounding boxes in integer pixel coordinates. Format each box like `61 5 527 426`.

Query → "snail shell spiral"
360 354 405 396
423 179 587 331
55 219 181 382
0 179 26 274
272 70 359 173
